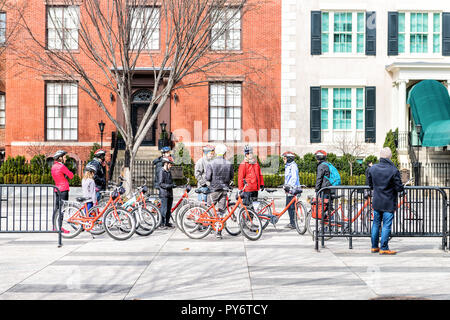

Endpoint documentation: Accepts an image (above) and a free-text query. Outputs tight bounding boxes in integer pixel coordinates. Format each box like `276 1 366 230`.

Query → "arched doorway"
131 89 157 146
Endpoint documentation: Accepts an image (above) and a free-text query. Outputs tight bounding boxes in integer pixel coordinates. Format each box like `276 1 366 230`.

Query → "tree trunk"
123 147 134 196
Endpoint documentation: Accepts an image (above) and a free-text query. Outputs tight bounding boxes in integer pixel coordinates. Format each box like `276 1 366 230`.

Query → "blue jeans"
197 187 209 202
371 210 394 250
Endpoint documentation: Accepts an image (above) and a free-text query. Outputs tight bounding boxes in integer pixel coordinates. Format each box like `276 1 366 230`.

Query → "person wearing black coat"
367 148 404 255
158 157 176 228
153 147 171 189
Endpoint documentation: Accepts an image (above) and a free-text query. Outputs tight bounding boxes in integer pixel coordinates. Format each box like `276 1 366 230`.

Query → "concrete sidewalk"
1 209 450 300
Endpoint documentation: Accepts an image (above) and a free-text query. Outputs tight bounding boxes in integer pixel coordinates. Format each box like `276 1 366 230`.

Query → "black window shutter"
366 12 376 56
310 87 321 143
443 13 450 56
365 87 376 143
311 11 322 55
388 12 399 56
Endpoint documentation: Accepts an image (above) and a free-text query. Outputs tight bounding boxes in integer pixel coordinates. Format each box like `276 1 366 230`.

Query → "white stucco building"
281 0 450 167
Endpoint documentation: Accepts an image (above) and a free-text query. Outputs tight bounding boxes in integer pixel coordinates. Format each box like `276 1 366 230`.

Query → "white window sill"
395 54 445 60
319 54 369 59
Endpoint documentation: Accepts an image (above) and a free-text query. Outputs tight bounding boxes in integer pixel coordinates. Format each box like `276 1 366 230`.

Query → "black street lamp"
98 120 105 148
415 123 422 185
160 121 167 133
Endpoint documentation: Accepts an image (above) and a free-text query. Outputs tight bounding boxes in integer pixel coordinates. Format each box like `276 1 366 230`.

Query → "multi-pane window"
398 12 441 55
333 88 352 130
130 7 160 50
321 87 365 132
0 94 5 126
209 83 242 141
0 13 6 45
321 88 328 130
46 82 78 141
47 6 79 50
211 8 241 51
321 11 365 54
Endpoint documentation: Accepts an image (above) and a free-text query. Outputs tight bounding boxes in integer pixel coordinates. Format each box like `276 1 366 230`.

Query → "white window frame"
47 6 80 51
46 82 78 141
209 82 242 142
321 11 366 56
130 7 160 51
320 87 365 137
0 94 5 127
398 11 442 57
0 12 6 45
211 7 242 51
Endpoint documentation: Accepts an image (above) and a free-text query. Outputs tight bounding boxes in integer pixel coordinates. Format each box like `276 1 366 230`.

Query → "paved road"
1 207 450 300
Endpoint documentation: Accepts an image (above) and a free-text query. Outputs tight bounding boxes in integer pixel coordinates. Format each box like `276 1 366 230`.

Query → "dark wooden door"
131 103 157 146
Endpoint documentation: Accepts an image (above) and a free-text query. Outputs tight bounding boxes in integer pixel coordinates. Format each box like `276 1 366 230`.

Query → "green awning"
407 80 450 147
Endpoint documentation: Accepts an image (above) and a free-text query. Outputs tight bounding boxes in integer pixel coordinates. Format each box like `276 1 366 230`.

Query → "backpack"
324 162 341 186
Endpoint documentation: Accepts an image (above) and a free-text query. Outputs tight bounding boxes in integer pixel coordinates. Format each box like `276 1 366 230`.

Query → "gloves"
260 185 265 191
399 191 406 197
202 183 207 188
363 190 372 200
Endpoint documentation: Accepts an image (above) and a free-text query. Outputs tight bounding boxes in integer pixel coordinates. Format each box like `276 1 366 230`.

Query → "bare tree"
13 0 266 191
334 132 367 176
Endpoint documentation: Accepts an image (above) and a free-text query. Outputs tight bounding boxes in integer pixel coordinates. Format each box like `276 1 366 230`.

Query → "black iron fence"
0 184 63 246
400 162 450 187
312 186 448 252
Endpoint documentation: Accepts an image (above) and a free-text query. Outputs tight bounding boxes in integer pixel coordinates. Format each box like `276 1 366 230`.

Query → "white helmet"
215 144 227 156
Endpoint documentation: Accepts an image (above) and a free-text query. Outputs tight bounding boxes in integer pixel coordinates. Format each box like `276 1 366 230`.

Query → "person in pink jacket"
51 150 74 231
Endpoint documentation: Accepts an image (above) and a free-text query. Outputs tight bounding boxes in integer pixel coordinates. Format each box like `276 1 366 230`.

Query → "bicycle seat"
195 188 211 195
331 195 344 200
265 189 277 193
76 197 92 203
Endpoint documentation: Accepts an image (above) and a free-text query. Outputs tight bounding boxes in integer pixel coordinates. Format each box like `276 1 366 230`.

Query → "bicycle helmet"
314 150 327 161
94 149 106 159
282 151 296 159
202 145 215 153
244 145 253 155
161 146 171 153
215 143 227 156
84 163 97 173
53 150 67 160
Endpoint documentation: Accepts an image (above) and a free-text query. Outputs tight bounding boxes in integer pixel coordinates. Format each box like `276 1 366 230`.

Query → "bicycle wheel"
145 203 162 228
225 204 241 236
54 205 83 239
254 200 271 230
87 205 106 235
103 207 136 241
239 208 263 241
176 203 192 231
180 205 211 239
306 212 332 241
294 201 307 235
132 207 156 236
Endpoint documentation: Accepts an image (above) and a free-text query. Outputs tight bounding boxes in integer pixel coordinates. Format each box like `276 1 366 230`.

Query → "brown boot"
379 250 397 255
371 248 380 253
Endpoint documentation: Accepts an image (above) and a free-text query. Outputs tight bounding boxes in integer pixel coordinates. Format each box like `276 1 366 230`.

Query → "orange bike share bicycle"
55 183 136 241
252 185 308 235
179 184 263 240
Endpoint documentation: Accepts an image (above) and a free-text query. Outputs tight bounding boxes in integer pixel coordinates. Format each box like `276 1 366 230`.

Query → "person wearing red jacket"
51 150 74 232
238 145 264 206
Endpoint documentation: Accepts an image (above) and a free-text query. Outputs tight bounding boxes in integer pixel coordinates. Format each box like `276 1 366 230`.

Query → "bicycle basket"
112 191 120 199
118 186 126 195
311 198 329 219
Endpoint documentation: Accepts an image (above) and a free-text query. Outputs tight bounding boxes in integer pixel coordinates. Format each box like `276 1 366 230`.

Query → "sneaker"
285 223 295 229
61 228 70 234
165 223 175 229
216 231 222 239
379 250 397 255
371 248 380 253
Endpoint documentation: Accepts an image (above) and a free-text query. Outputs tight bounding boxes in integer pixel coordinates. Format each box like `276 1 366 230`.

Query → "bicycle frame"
190 192 254 232
67 193 122 231
257 195 300 222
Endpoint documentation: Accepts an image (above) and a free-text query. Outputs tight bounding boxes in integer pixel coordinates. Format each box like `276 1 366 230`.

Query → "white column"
398 80 408 133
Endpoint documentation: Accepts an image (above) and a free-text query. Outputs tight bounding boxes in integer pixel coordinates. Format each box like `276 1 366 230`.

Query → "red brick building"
2 0 281 164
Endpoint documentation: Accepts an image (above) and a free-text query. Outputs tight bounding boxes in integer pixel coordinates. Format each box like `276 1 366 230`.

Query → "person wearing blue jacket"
282 151 300 229
367 147 404 255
